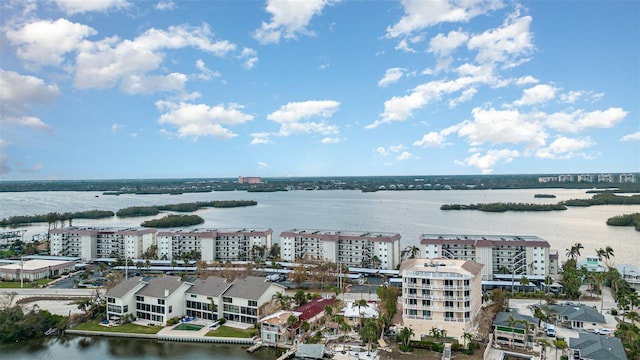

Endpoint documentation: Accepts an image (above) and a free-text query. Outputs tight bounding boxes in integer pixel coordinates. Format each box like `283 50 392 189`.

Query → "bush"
218 318 226 325
611 309 618 315
166 317 180 325
398 344 413 352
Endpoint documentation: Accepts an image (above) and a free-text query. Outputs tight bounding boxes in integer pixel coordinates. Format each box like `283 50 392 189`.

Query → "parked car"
594 328 612 336
546 324 556 337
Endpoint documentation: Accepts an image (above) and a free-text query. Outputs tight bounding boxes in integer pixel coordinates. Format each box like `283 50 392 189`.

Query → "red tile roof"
294 298 335 321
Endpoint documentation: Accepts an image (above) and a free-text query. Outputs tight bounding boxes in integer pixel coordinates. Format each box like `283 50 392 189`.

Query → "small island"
606 213 640 231
141 214 204 228
440 202 567 212
534 194 556 198
0 210 115 227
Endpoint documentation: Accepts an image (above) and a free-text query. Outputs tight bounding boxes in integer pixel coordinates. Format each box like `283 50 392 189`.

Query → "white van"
546 324 556 337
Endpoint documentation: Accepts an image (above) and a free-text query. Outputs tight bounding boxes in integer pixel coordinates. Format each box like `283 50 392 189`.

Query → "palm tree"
544 275 553 294
565 243 583 261
506 315 519 348
399 326 414 347
356 299 368 329
272 292 291 310
462 331 473 349
519 276 530 293
401 245 420 260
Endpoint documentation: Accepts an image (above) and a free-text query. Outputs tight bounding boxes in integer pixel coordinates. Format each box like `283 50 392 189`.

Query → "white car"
594 328 612 336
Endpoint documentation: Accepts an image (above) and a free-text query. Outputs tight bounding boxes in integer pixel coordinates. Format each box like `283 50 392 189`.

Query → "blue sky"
1 0 638 180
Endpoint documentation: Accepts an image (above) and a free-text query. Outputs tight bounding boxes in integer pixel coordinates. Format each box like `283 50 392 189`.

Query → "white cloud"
467 10 534 67
75 24 236 93
239 48 259 69
535 136 594 159
395 39 416 53
458 107 547 148
515 75 538 86
621 131 640 141
53 0 130 14
155 0 175 10
375 147 389 156
514 84 557 106
369 76 477 128
448 87 477 107
396 151 413 161
386 0 504 38
414 131 448 148
111 123 124 133
321 137 342 144
194 59 220 80
253 0 336 44
6 18 97 68
378 68 405 87
560 90 583 104
258 161 269 168
250 132 273 145
459 148 520 174
267 100 340 136
0 69 58 131
429 30 469 56
544 107 627 133
156 101 253 139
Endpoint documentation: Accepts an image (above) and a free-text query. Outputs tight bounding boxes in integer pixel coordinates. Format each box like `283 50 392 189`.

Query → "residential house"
569 332 628 360
617 263 640 292
337 301 378 329
492 310 537 347
549 303 606 329
259 310 302 346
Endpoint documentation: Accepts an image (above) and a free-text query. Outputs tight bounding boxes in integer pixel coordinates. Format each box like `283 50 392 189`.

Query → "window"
136 296 144 302
248 300 258 307
108 298 115 303
444 301 454 308
223 297 232 303
158 299 165 305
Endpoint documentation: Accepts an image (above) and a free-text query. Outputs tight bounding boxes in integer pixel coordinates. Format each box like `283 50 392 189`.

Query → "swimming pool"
173 323 204 331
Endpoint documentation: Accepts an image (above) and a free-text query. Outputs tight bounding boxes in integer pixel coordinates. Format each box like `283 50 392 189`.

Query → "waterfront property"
50 227 155 260
617 263 640 291
492 310 537 347
400 258 483 342
259 310 302 346
569 332 628 360
336 301 378 328
420 234 555 281
156 228 274 262
279 229 401 270
0 258 76 281
106 274 285 326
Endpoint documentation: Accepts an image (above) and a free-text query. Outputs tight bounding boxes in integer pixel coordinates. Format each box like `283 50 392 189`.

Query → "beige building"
279 229 401 270
0 259 76 281
400 258 483 342
420 234 554 280
156 228 273 262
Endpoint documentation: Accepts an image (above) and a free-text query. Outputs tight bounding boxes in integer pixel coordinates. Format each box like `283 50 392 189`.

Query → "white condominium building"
279 229 401 270
156 228 273 262
420 234 552 280
50 227 156 260
401 258 483 342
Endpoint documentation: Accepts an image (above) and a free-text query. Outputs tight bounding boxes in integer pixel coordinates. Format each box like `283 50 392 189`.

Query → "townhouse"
279 229 401 270
400 258 484 342
105 274 285 326
420 234 554 281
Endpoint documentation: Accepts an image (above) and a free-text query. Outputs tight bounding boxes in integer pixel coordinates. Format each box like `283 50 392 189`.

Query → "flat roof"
420 234 550 247
0 259 75 271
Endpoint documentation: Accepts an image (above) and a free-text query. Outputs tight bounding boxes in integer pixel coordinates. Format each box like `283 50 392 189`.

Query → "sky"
0 0 638 180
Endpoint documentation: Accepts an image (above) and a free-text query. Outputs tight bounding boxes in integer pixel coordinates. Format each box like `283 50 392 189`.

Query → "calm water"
0 335 279 360
1 188 639 264
0 188 639 358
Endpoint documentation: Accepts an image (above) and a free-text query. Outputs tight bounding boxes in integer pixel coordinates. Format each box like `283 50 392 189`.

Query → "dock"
246 343 265 353
276 346 297 360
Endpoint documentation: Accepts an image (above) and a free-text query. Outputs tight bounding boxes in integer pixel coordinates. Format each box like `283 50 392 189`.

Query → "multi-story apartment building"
279 229 401 270
50 227 155 260
597 174 615 183
400 258 483 342
577 174 595 183
238 176 261 184
420 234 553 280
156 228 273 262
619 173 637 183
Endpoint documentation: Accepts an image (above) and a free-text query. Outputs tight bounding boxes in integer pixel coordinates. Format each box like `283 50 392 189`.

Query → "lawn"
0 279 50 288
205 325 256 338
73 320 162 334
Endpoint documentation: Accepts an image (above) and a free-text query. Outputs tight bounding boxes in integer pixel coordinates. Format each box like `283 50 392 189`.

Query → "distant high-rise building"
619 173 637 183
238 176 261 184
50 227 155 260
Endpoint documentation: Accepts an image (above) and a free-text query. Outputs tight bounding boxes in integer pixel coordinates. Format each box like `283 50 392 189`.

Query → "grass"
73 320 162 334
0 279 51 288
205 325 256 338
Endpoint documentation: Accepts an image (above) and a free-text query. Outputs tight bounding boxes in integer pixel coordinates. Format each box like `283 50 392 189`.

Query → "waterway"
1 188 638 264
0 188 639 358
0 335 279 360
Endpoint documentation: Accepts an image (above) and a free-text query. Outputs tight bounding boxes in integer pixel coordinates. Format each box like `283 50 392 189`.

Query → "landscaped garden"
205 325 256 338
73 320 162 334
